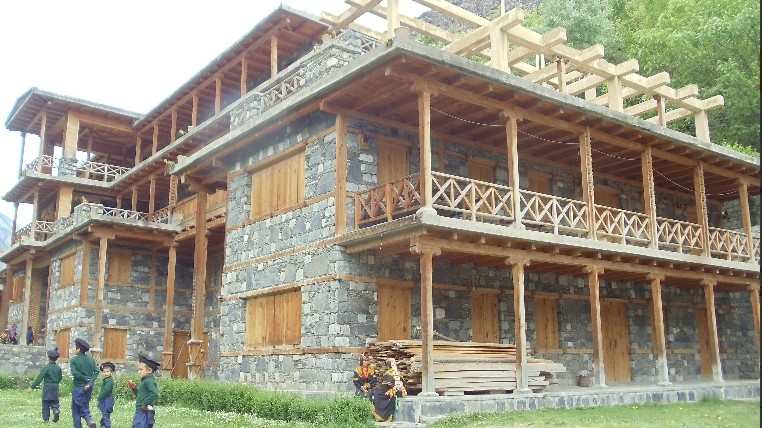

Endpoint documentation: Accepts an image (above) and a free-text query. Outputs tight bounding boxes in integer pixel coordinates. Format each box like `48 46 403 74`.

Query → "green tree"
609 0 760 150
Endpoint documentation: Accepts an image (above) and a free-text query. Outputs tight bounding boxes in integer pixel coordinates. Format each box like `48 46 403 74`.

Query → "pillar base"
418 391 439 397
509 222 526 230
512 388 533 396
657 381 673 387
416 206 437 216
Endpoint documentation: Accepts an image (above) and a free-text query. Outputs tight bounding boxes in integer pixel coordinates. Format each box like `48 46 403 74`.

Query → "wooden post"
149 177 156 214
16 132 26 177
240 57 248 96
579 128 596 239
192 93 198 127
189 191 208 379
131 187 138 212
80 239 92 305
507 257 531 393
749 284 760 358
20 257 33 345
693 162 710 256
63 111 79 158
489 22 508 72
215 76 222 115
270 36 278 78
555 57 566 93
648 273 671 385
1 266 12 329
37 112 46 172
694 110 711 142
386 0 400 39
607 76 623 112
641 145 658 249
32 189 39 223
585 265 607 387
738 182 754 260
654 95 666 127
11 202 18 237
503 113 523 228
701 279 723 382
134 137 142 166
162 243 177 373
170 109 177 143
93 234 113 355
335 114 348 234
416 84 435 214
411 237 441 396
56 185 73 220
152 123 159 155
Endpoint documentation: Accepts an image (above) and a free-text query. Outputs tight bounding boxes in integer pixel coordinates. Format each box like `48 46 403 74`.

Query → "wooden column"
93 233 113 358
240 57 248 96
16 132 26 177
32 189 39 223
56 185 73 220
411 237 441 396
654 95 666 127
585 265 607 387
503 113 523 228
79 239 92 305
606 76 623 112
489 22 508 72
1 266 12 329
416 84 435 214
20 256 34 344
162 243 178 373
170 109 177 143
37 112 46 172
131 187 138 212
134 137 142 166
335 114 348 234
191 93 198 127
270 36 278 78
149 177 156 214
188 191 208 379
641 145 658 248
152 123 159 155
693 162 710 256
11 202 18 237
215 76 222 115
63 111 79 158
694 110 711 142
749 284 760 357
579 128 596 239
555 57 566 93
507 257 531 393
386 0 400 38
648 273 671 385
738 182 754 260
701 279 723 382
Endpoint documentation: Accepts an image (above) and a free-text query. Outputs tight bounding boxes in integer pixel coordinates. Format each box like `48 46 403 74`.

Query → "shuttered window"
107 250 132 284
56 329 70 359
103 328 127 359
60 254 76 287
250 150 305 218
377 285 411 341
535 297 559 350
245 290 302 347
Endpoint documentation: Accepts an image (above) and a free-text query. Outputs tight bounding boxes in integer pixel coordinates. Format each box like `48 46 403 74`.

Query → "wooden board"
535 297 559 349
602 301 631 383
696 308 712 379
378 286 411 340
103 328 127 359
471 292 499 343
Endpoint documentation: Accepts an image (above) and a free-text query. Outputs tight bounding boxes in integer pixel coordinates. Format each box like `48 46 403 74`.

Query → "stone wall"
0 344 48 375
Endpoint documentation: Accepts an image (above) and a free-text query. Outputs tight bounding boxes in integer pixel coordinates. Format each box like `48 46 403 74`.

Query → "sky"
0 0 428 226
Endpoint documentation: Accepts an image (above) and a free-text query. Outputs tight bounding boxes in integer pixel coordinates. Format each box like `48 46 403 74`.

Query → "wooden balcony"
355 172 760 264
21 155 131 182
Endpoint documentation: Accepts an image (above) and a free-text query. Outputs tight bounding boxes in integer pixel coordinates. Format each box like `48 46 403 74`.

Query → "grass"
428 397 760 428
0 390 317 428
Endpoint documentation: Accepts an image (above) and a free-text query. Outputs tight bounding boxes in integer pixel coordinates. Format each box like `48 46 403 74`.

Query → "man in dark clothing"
70 338 99 428
26 325 34 345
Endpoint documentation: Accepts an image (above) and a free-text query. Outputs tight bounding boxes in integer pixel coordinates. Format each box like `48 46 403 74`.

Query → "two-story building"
1 1 758 401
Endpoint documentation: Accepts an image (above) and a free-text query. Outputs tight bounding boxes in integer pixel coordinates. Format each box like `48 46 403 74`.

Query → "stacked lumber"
368 340 566 395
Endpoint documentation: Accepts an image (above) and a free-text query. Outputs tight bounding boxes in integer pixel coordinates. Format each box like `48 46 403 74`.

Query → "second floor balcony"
21 155 132 183
355 172 760 265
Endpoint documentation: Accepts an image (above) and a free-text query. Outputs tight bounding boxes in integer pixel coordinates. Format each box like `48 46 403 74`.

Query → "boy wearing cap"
97 362 116 428
28 347 63 423
70 338 99 428
128 355 160 428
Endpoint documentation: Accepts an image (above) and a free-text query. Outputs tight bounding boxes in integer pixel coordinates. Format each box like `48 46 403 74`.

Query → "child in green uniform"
97 362 116 428
29 347 62 423
128 355 160 428
70 338 99 428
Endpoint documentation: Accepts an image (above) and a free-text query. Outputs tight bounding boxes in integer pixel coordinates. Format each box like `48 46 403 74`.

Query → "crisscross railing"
708 227 750 261
20 155 56 176
77 160 131 182
11 220 56 244
752 237 761 263
655 217 703 254
594 205 651 245
355 173 422 227
519 190 588 234
432 172 513 222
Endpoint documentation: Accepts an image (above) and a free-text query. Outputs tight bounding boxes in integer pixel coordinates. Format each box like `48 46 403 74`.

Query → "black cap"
100 362 116 372
74 338 90 352
47 347 60 359
139 355 160 372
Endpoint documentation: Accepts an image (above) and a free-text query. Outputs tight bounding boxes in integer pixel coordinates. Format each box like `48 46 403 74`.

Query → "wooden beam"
694 162 710 256
326 0 384 34
750 284 760 357
410 236 441 396
162 243 177 372
585 265 607 387
648 273 671 385
507 256 531 393
270 36 278 78
702 280 723 382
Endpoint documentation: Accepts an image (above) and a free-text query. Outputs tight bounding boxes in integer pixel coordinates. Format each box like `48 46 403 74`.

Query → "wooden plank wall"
103 328 127 359
245 290 302 347
535 297 559 349
471 292 499 342
378 285 411 341
107 250 132 284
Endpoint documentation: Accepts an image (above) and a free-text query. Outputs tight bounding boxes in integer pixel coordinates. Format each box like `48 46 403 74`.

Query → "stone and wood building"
1 1 759 403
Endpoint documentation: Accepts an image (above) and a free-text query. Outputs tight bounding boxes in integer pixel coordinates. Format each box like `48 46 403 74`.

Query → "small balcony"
355 172 760 264
20 155 132 182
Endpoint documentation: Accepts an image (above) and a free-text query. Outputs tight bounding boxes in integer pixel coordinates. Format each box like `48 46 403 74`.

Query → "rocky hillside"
419 0 541 32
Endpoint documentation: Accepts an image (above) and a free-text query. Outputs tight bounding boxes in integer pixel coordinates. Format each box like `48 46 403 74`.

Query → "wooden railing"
11 220 56 244
20 155 56 176
594 205 651 245
19 155 130 182
354 173 759 265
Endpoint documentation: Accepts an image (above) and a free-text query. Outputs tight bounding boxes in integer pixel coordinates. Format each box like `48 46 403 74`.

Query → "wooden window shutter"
245 289 302 347
535 297 559 350
471 292 499 343
103 328 127 359
377 284 411 341
60 254 76 287
56 329 70 359
107 250 132 284
250 149 305 218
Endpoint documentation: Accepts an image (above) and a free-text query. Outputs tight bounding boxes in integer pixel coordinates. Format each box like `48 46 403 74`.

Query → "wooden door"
471 292 499 343
172 331 190 379
601 301 631 383
696 308 713 379
377 285 411 341
377 144 409 185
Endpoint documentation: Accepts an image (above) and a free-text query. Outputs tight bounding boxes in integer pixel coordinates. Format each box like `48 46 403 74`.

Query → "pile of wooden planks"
368 340 566 395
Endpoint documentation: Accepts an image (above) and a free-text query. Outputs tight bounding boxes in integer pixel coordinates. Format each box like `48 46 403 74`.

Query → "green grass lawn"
428 397 760 428
0 390 317 428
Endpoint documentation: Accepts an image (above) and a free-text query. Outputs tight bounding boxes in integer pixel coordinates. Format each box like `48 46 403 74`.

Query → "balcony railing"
19 155 131 182
11 203 174 245
355 173 760 264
